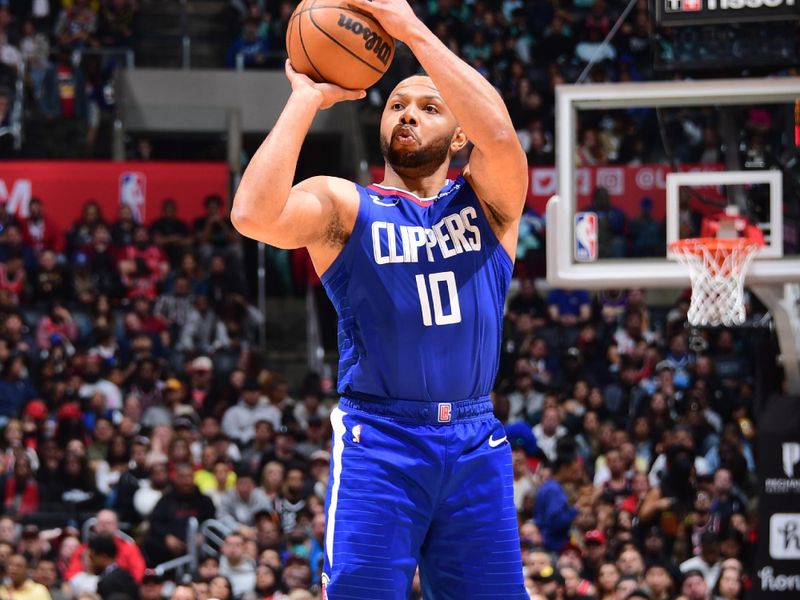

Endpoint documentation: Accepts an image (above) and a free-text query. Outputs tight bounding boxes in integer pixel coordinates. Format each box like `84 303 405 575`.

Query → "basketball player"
231 0 528 596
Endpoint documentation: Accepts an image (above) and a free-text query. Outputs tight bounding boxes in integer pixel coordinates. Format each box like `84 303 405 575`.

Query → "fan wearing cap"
221 379 281 447
22 400 49 447
185 356 215 416
582 529 607 581
530 565 564 599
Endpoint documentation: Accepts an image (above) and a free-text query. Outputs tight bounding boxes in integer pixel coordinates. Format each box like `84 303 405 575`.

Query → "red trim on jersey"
367 184 436 207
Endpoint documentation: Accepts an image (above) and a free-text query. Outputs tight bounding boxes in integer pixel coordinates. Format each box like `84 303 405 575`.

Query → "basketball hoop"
669 237 764 327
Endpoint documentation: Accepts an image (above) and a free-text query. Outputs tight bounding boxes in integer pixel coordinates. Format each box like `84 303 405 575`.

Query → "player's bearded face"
380 129 454 171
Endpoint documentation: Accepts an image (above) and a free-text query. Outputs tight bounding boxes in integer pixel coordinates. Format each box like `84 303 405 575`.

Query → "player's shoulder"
295 175 361 214
295 175 358 200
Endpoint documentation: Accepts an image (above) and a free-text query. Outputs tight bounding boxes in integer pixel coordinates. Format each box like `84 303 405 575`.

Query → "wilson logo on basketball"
336 14 392 65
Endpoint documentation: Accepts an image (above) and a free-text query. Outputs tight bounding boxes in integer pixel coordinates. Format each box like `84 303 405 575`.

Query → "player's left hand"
345 0 421 44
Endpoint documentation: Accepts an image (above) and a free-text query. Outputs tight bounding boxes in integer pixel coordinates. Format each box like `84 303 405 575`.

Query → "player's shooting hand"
344 0 421 44
284 60 366 110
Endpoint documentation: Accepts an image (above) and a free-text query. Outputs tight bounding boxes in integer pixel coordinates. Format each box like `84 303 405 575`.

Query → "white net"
669 238 763 327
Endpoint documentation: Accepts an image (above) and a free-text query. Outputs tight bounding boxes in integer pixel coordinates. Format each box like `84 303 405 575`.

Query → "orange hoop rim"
669 237 764 256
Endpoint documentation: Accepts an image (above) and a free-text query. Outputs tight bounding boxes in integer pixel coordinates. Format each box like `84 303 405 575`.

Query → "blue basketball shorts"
321 394 528 600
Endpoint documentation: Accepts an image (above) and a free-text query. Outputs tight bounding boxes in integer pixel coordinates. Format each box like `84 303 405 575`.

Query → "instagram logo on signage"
119 172 146 223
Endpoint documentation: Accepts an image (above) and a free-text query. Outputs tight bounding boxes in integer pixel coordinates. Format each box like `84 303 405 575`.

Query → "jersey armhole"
319 182 369 285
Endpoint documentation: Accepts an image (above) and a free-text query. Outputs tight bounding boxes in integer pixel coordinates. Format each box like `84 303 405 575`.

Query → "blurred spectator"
54 0 97 48
96 0 137 47
680 530 722 589
629 197 665 257
150 199 191 265
192 195 237 267
23 198 63 254
548 288 592 327
681 569 712 600
0 553 50 600
0 454 39 515
19 19 50 104
226 17 269 69
88 533 139 600
534 451 581 553
142 462 215 566
216 466 271 533
218 532 256 598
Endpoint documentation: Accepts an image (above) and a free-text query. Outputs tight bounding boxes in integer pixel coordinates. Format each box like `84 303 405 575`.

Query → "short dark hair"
88 534 117 559
682 569 705 584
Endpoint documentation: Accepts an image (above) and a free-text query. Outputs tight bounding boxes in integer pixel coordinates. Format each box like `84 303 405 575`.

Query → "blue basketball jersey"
320 175 513 402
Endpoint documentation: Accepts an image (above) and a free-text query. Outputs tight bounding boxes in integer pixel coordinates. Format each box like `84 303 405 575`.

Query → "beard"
380 129 454 176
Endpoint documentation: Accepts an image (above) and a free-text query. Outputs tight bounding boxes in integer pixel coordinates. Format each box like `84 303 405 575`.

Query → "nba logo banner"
119 172 146 223
574 212 598 262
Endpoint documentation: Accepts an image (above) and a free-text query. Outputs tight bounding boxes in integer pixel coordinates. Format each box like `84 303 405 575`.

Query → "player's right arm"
231 61 365 250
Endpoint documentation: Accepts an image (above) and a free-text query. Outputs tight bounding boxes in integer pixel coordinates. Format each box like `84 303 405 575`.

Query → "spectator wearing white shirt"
218 532 256 599
221 378 281 446
680 531 722 590
532 406 567 462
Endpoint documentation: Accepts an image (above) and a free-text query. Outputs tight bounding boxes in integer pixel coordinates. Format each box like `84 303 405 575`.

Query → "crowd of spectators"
0 185 765 600
0 0 138 157
1 0 795 163
228 0 797 172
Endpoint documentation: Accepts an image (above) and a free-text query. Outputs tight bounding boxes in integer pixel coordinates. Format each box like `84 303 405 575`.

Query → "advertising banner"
0 161 229 233
753 395 800 598
655 0 799 26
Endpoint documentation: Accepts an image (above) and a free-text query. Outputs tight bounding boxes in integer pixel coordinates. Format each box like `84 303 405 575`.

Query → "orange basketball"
286 0 395 90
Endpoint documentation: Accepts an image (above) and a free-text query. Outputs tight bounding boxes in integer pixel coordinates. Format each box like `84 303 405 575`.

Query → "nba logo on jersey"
352 424 362 443
119 172 146 223
574 212 598 262
438 403 452 423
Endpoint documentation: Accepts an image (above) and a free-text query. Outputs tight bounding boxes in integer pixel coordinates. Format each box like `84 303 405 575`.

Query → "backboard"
545 76 800 290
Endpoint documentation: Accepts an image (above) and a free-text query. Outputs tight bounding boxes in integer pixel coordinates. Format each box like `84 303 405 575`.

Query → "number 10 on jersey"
415 271 462 326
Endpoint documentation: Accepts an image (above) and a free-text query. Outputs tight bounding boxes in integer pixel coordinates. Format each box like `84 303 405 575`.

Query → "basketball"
286 0 395 90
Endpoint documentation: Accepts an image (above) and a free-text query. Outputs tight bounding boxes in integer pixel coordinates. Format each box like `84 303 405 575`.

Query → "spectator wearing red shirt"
0 454 39 515
21 198 63 254
65 509 146 583
118 226 168 299
0 254 26 305
35 304 78 351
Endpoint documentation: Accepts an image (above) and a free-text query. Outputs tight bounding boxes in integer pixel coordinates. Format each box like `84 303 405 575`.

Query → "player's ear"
450 127 468 153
